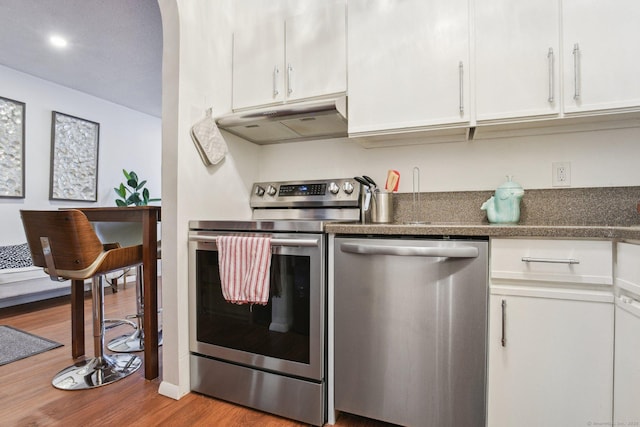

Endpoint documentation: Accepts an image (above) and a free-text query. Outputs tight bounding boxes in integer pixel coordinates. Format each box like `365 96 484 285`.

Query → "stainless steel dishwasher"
334 237 488 427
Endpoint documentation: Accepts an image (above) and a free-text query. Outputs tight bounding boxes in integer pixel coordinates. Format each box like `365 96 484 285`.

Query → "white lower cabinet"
488 292 613 427
614 242 640 424
488 238 614 427
614 296 640 424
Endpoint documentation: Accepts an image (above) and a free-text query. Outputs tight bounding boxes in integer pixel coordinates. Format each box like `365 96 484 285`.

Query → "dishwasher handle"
340 242 479 258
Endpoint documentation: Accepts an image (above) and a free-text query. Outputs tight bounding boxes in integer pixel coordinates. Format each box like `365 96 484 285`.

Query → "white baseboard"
158 381 189 400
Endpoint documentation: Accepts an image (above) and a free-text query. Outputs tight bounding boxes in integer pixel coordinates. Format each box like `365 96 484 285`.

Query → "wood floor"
0 284 393 426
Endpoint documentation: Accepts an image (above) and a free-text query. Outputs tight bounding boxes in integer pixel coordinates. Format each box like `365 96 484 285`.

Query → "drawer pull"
547 47 554 103
458 61 464 114
501 299 506 347
521 257 580 265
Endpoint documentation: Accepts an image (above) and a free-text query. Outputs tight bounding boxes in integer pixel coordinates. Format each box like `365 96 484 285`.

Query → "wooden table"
68 206 160 380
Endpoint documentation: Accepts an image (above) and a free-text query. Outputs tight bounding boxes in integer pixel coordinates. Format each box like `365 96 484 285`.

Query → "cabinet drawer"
491 238 612 285
616 242 640 296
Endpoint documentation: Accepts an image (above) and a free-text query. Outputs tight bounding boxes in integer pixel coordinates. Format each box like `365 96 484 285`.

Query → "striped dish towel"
217 235 272 305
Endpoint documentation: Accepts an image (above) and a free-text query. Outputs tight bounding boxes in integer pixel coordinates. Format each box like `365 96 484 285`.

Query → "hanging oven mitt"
190 108 227 166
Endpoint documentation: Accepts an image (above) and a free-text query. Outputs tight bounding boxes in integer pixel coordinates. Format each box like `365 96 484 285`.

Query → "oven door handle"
190 235 319 248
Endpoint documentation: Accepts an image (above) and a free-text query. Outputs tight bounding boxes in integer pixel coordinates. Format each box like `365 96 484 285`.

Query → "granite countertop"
328 186 640 240
325 222 640 241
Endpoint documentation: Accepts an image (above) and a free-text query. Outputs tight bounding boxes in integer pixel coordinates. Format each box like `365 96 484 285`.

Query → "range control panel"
250 178 361 208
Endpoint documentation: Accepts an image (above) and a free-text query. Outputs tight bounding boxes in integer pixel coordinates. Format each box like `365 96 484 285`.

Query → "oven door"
188 230 325 381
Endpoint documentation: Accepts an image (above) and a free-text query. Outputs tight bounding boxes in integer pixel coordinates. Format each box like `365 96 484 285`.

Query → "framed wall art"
49 111 100 202
0 96 26 198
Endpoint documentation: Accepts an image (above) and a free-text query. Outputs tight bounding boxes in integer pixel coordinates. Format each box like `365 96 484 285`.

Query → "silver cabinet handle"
547 48 554 103
459 61 464 114
572 43 580 100
521 256 580 265
287 63 293 96
340 242 479 258
273 65 280 97
501 299 506 347
190 235 318 248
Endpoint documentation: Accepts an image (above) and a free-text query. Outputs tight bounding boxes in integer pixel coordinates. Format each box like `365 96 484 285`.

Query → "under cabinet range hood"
215 96 347 144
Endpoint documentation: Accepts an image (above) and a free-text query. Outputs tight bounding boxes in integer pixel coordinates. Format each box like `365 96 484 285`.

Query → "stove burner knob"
328 182 340 195
266 185 277 196
343 181 354 194
254 185 265 197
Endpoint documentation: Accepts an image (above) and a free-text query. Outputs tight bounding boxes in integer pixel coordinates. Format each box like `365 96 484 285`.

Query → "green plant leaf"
115 169 157 207
114 184 126 198
128 193 142 206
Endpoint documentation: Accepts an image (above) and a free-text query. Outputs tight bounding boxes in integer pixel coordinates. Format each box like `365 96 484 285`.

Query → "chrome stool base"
107 265 162 354
108 329 163 353
52 354 142 390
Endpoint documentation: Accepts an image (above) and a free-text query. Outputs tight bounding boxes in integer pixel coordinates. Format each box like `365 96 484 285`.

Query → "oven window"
195 249 311 364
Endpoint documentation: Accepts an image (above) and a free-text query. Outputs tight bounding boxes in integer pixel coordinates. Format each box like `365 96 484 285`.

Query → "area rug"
0 325 63 366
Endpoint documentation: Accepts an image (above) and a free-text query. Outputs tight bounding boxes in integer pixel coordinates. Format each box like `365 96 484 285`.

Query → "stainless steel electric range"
188 178 361 426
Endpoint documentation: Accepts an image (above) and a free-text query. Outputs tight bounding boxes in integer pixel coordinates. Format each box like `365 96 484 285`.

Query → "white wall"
158 0 261 399
256 125 640 192
0 64 161 245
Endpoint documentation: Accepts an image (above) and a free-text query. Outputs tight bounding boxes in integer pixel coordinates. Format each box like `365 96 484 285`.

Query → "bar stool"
20 209 143 390
93 222 163 353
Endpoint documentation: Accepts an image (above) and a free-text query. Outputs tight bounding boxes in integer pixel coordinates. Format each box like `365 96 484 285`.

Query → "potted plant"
114 169 160 206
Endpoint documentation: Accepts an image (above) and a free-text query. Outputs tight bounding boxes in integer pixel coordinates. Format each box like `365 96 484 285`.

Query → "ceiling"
0 0 163 117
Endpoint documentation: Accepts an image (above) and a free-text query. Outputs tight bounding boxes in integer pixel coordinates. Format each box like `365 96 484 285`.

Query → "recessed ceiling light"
49 35 68 48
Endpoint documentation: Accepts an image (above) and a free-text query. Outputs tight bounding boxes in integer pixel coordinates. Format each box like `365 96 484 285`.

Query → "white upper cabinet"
347 0 470 136
285 3 346 102
233 19 285 109
562 0 640 114
475 0 560 122
232 0 346 111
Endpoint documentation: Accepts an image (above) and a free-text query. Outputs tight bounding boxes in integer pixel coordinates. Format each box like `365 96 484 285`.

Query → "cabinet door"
562 0 640 114
232 21 285 110
347 0 470 135
614 297 640 424
614 243 640 423
475 0 559 121
285 1 346 102
487 294 613 427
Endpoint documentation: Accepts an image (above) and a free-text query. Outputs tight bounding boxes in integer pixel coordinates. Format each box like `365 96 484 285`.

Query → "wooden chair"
20 209 143 390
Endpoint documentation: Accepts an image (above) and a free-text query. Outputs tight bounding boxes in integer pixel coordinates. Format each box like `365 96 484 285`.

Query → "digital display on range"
279 183 326 196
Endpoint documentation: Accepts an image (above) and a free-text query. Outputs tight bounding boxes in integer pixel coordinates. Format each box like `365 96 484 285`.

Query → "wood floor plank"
0 284 394 426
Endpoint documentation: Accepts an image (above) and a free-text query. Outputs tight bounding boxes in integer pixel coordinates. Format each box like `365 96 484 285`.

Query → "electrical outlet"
552 162 571 187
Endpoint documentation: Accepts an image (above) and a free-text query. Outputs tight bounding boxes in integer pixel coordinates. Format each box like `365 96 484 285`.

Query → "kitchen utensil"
363 190 371 212
354 176 370 189
385 170 400 192
354 177 372 224
362 175 377 190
